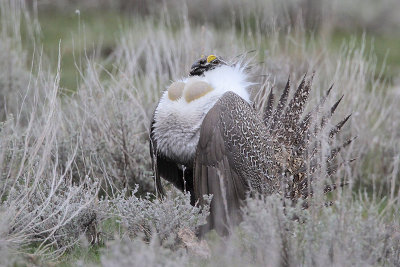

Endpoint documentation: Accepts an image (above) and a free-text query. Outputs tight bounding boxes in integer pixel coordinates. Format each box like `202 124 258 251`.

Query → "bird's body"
152 64 251 165
150 55 351 235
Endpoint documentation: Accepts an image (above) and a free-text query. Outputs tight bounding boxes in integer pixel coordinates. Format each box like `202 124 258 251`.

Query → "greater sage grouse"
150 55 352 235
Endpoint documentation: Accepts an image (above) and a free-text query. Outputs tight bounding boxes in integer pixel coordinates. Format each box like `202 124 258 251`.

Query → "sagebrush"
0 0 399 266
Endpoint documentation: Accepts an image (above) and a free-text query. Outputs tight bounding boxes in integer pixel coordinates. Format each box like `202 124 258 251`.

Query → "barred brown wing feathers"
194 91 275 235
194 92 248 235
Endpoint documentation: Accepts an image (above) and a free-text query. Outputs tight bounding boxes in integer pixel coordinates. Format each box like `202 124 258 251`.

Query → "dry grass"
0 0 399 265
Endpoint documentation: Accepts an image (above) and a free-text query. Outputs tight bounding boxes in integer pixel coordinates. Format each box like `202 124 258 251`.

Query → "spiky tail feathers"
256 74 353 204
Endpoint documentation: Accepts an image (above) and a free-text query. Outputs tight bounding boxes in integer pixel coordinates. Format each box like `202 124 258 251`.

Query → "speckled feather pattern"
152 64 251 164
151 61 351 234
217 92 277 194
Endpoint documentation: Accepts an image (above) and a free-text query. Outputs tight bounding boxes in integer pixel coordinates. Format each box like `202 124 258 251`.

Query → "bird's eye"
199 59 206 64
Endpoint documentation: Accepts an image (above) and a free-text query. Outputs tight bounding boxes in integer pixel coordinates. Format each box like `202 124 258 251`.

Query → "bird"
149 54 352 235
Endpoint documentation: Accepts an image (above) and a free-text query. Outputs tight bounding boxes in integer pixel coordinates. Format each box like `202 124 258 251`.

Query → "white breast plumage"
152 64 252 164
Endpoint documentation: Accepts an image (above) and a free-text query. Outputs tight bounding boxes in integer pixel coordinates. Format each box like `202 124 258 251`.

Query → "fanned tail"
261 74 353 203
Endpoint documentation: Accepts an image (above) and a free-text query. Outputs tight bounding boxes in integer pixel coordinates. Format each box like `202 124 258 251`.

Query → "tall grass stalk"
0 0 399 265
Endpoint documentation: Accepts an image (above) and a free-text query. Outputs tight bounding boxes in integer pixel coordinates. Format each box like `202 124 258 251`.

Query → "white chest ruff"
153 65 252 164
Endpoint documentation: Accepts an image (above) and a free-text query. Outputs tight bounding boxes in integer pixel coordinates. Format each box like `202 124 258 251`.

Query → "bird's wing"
194 91 270 235
150 117 193 199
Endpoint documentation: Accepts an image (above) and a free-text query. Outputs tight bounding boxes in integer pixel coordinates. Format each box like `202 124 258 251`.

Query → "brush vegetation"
0 0 399 266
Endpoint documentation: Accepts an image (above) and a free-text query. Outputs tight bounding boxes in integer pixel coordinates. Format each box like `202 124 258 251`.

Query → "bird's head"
189 55 227 76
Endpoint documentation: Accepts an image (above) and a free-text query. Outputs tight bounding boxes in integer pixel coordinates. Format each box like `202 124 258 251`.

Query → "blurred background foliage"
23 0 400 89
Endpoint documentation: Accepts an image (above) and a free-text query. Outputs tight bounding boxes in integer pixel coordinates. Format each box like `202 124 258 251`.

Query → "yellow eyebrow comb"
207 55 216 63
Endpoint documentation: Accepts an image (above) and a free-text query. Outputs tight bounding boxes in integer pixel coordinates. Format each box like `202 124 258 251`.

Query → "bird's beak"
191 61 201 70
